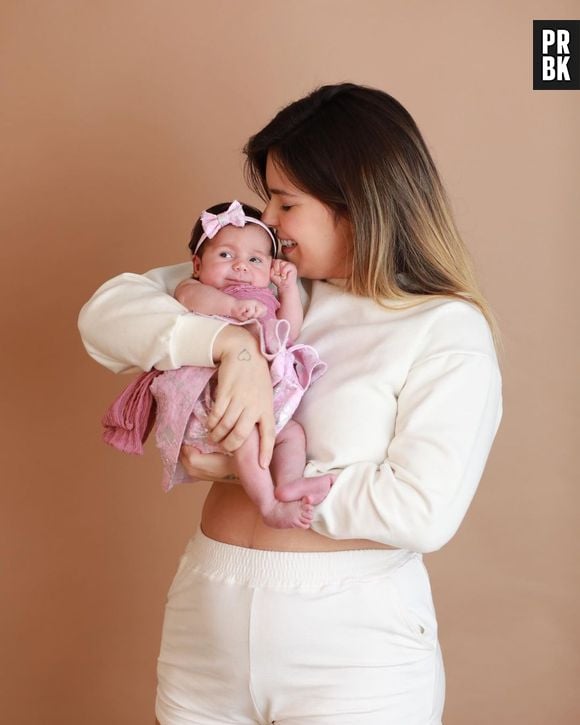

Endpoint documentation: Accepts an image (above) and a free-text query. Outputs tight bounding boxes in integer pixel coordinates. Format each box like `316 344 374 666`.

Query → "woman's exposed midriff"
200 481 396 552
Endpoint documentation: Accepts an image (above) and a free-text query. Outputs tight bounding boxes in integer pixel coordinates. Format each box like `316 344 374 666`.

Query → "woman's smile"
279 239 297 252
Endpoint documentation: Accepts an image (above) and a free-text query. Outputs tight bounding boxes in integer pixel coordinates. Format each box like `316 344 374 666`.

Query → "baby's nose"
233 259 247 270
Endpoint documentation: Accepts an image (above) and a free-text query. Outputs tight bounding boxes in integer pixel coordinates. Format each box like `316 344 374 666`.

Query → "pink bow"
200 200 246 239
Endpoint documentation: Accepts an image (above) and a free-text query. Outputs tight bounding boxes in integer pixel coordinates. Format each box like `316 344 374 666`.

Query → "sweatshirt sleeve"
77 263 229 373
310 350 503 553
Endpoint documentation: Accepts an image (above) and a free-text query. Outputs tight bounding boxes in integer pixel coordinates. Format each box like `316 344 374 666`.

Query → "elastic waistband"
184 529 418 590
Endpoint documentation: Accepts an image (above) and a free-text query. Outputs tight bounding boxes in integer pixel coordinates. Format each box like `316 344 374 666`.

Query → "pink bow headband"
193 200 278 257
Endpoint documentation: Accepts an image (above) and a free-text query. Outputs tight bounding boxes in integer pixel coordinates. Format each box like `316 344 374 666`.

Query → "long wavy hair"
244 83 501 354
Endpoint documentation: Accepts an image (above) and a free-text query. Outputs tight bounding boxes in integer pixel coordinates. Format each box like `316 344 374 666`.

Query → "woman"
79 83 502 724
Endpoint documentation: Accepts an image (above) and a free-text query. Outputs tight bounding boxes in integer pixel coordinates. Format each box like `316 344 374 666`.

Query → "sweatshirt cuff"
170 313 230 368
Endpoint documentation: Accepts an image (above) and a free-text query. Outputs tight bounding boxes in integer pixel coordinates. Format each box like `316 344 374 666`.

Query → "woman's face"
261 155 352 280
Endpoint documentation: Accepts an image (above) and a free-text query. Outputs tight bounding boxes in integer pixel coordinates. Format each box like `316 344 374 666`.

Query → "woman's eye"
281 205 292 211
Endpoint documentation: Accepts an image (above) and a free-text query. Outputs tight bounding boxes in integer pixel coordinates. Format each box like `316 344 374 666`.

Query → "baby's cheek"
259 268 273 285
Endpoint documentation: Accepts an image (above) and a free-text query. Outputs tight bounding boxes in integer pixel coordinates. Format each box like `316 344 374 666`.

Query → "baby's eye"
219 251 232 258
249 257 263 264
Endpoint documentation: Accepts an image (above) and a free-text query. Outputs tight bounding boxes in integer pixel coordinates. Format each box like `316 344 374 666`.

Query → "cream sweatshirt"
79 262 502 553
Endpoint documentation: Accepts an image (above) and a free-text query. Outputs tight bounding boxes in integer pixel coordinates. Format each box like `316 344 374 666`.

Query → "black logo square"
533 20 580 90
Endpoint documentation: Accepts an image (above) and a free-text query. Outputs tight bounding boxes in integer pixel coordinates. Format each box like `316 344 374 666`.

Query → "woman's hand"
209 326 275 467
179 446 239 482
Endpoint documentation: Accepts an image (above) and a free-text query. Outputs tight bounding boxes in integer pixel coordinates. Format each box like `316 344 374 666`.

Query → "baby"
171 200 334 528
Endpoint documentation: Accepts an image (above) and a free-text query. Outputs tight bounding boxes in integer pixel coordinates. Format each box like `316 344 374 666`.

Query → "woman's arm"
309 351 503 553
78 263 228 372
78 263 276 464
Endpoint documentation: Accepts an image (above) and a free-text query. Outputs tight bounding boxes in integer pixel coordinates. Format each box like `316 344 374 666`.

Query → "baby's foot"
275 475 335 505
262 497 314 529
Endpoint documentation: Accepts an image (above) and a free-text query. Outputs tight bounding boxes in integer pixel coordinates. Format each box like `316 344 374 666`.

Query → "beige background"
1 1 578 723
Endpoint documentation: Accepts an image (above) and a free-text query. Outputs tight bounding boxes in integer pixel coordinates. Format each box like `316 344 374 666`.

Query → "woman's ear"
192 256 201 279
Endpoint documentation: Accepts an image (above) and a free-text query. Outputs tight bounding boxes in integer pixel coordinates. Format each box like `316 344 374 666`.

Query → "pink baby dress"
104 284 327 491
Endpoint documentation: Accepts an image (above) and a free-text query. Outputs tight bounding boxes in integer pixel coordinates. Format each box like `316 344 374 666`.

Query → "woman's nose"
260 201 277 228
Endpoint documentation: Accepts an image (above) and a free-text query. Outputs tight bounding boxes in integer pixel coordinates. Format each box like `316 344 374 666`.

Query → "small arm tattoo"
237 348 251 362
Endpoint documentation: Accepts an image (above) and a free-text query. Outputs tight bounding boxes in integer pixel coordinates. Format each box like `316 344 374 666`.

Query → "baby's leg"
272 420 335 505
269 419 306 488
234 427 313 529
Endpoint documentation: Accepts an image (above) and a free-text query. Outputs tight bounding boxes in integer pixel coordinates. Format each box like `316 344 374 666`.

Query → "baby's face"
193 225 273 289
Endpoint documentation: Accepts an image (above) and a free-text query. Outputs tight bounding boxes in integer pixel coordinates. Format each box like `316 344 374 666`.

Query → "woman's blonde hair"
244 83 502 354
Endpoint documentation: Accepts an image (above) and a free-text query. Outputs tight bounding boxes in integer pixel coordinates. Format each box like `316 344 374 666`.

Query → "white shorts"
156 529 445 725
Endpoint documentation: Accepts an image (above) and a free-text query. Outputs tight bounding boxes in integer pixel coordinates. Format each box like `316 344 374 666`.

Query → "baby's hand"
231 299 268 321
270 259 298 290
